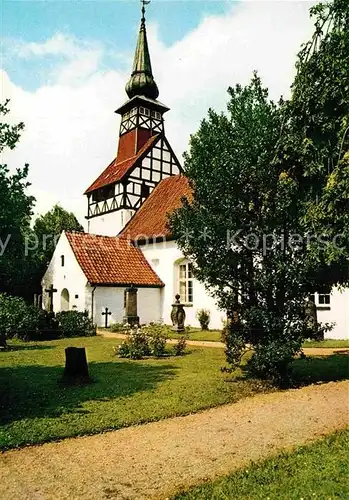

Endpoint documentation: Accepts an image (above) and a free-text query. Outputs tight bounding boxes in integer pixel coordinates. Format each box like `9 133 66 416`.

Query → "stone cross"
45 284 57 313
102 307 112 328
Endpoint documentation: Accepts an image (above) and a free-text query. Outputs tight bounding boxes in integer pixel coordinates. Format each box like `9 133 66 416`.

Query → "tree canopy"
30 204 84 293
0 100 35 297
170 0 349 384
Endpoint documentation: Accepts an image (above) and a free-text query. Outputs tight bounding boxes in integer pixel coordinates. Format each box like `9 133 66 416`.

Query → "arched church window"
177 260 193 304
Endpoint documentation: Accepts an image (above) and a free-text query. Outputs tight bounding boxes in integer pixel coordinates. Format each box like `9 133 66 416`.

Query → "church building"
42 5 348 338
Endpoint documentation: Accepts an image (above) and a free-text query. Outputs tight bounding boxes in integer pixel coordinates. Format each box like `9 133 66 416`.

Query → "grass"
1 337 347 451
105 324 348 347
169 328 223 342
173 429 349 499
302 338 349 348
0 336 269 450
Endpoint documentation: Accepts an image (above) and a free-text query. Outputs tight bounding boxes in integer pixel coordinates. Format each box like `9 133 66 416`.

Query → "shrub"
173 335 187 356
196 309 210 330
55 310 96 338
117 327 151 359
246 337 303 387
148 330 167 357
142 323 169 356
0 293 47 341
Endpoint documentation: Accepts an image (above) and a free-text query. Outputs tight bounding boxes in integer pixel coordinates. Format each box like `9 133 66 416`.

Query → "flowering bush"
117 327 151 359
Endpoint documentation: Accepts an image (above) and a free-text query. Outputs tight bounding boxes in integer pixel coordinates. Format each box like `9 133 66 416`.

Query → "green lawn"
169 328 223 342
0 337 269 450
174 430 349 499
303 338 349 348
1 337 347 451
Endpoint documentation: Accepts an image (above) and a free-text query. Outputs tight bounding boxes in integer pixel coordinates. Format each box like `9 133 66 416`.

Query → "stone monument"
124 285 140 326
171 294 186 333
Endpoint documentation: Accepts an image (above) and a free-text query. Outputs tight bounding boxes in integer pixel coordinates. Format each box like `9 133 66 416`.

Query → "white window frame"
178 261 193 304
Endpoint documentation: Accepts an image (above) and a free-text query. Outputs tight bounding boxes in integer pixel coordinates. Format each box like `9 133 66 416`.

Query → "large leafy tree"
0 100 35 297
287 0 349 288
170 0 349 384
171 75 309 384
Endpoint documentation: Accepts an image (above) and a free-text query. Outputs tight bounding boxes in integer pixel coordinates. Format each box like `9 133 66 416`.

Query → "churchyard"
1 333 348 452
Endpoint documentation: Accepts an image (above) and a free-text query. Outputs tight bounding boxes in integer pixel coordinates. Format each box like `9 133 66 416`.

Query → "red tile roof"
84 135 159 194
65 231 164 287
119 175 192 242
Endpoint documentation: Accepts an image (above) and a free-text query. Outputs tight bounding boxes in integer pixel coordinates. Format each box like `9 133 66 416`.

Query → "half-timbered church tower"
85 5 183 236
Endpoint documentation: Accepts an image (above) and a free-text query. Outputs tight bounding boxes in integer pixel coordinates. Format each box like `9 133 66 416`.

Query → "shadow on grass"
4 343 56 351
0 360 177 425
291 353 349 386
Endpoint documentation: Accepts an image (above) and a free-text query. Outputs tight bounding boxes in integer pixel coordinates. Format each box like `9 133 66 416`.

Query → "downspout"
91 285 97 325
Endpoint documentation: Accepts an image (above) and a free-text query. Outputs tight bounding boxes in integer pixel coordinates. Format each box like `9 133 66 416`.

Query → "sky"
1 0 317 227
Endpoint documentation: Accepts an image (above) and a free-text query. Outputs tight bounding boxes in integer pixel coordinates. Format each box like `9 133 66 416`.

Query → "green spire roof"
125 5 159 100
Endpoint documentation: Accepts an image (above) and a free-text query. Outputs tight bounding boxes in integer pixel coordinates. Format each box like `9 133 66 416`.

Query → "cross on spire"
141 0 151 21
125 0 159 100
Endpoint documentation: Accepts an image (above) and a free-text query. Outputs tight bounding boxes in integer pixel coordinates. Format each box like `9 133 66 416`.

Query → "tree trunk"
0 332 6 349
63 347 90 381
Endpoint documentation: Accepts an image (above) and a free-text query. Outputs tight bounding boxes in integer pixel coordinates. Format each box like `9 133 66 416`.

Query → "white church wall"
42 232 87 313
138 288 162 324
90 286 124 327
140 240 349 338
315 287 349 339
87 209 135 237
140 240 225 329
86 285 162 327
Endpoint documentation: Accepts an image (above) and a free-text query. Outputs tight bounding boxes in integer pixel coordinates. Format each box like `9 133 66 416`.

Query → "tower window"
141 183 150 198
61 255 65 267
139 106 150 116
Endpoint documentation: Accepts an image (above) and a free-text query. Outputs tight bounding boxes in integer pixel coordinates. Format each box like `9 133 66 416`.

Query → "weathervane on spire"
141 0 151 20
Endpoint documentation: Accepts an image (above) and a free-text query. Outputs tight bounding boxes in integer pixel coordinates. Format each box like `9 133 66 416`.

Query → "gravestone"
123 285 139 326
63 347 90 383
171 294 186 333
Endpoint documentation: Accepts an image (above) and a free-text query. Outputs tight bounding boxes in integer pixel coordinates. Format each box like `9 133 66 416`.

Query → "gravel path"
99 331 349 355
1 380 348 500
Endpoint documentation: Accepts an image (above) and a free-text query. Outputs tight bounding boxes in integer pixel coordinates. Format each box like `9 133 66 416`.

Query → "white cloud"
2 1 317 227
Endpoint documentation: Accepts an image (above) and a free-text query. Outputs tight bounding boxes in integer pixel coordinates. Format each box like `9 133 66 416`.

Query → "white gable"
42 232 88 313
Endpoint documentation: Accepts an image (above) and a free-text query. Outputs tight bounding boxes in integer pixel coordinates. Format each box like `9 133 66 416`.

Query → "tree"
170 1 349 384
31 204 84 290
0 100 35 297
171 75 310 384
288 0 349 288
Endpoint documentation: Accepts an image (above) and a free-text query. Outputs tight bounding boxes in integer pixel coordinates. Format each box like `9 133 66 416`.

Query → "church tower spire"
84 0 183 237
125 1 159 100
